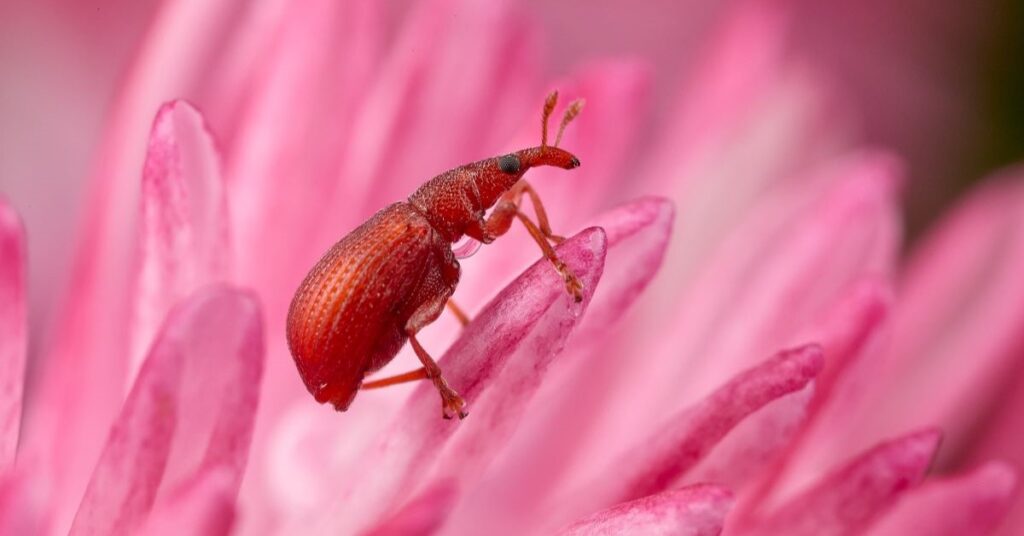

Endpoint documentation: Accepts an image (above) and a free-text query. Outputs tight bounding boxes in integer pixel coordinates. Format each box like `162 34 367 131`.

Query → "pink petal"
129 100 231 384
23 1 261 527
138 469 236 536
670 152 901 399
848 172 1024 464
638 0 857 309
336 0 541 215
318 227 608 533
746 279 893 504
0 471 43 535
0 199 26 470
360 482 459 536
555 345 822 528
557 485 733 536
226 0 381 298
965 351 1024 535
70 286 263 535
866 462 1017 536
437 198 674 533
739 429 941 536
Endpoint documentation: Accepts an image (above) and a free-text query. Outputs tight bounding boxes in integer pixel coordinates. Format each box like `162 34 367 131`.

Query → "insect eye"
498 154 521 174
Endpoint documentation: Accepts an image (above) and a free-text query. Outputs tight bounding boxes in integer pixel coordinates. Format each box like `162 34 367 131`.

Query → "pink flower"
1 1 1022 535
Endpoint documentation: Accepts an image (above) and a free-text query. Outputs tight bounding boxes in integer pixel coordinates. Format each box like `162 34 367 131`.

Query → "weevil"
286 92 584 419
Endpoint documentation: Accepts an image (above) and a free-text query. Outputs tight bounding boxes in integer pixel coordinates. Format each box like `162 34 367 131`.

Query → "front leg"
465 187 584 302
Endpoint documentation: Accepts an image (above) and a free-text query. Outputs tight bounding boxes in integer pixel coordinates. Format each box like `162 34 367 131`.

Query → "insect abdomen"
286 203 433 409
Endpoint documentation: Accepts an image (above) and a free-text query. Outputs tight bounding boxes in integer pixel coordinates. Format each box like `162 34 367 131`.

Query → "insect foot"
565 272 585 303
435 378 469 420
554 259 585 303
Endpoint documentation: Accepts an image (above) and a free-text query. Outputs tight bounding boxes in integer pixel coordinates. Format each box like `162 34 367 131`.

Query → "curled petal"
0 200 26 470
130 100 231 383
320 227 608 533
557 345 822 525
866 462 1016 536
557 485 733 536
741 429 941 536
70 287 264 535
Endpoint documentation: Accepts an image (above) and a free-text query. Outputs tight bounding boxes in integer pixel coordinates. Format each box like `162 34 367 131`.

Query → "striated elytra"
286 91 585 419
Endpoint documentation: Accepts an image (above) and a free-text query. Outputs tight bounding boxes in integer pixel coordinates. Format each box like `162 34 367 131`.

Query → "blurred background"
1 0 1022 365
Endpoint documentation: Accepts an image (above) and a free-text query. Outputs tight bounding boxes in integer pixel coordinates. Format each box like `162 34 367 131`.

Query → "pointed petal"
0 200 26 470
319 227 608 533
129 101 231 384
866 462 1016 536
851 172 1024 463
557 345 822 526
557 485 733 536
742 430 941 536
138 469 236 536
360 482 459 536
23 3 269 528
436 198 674 533
672 152 901 398
70 287 264 535
748 279 893 503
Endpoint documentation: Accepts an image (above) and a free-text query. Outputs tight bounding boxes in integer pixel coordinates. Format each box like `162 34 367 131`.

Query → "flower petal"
671 152 900 398
129 100 231 384
556 485 733 536
740 429 941 536
0 199 26 470
0 471 43 535
554 345 822 528
318 227 608 533
865 462 1016 536
747 279 893 503
23 2 265 527
848 172 1024 464
360 482 459 536
70 286 263 535
138 468 236 536
337 0 541 215
436 198 674 532
639 0 857 306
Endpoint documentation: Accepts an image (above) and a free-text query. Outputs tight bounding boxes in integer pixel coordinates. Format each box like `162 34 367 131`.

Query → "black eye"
498 154 521 174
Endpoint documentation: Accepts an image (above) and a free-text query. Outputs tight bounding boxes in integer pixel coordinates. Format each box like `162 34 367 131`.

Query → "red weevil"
286 92 585 419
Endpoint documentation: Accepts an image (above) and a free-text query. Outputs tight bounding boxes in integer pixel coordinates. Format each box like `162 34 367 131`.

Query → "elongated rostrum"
286 91 584 419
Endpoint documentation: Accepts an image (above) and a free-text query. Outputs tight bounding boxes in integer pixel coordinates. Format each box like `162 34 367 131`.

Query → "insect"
286 92 584 419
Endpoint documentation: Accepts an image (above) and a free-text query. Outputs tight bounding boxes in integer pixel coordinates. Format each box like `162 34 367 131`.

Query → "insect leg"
408 332 468 419
446 299 471 327
514 180 566 244
362 367 429 389
515 211 584 303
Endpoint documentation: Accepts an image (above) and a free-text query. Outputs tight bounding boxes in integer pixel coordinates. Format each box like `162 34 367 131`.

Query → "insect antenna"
554 99 585 147
541 91 559 148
